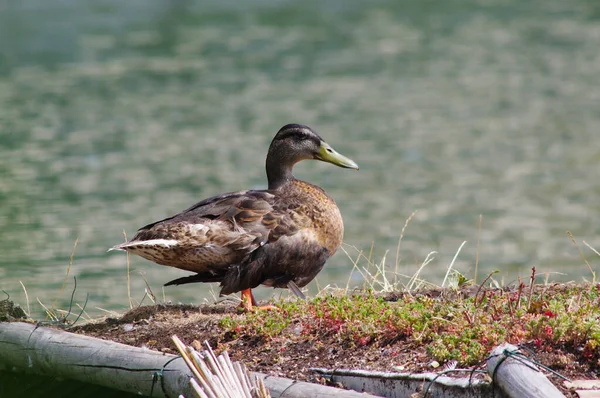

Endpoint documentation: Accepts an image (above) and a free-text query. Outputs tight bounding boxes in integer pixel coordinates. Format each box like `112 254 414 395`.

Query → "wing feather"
116 189 303 274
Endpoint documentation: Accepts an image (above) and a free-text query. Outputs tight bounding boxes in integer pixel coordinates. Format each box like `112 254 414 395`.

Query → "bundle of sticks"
172 335 270 398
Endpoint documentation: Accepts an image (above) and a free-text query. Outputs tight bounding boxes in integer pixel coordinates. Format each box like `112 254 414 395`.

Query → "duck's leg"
240 289 257 311
239 289 277 311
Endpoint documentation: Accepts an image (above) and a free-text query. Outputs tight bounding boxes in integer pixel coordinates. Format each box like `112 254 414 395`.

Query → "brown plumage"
110 124 358 310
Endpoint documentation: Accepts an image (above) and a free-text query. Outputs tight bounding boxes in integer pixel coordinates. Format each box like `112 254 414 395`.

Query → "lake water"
1 0 599 318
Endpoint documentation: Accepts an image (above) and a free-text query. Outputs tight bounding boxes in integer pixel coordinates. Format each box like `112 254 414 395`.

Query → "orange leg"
239 289 278 312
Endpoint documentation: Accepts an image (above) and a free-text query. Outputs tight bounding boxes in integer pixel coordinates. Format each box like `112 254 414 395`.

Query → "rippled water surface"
1 0 599 316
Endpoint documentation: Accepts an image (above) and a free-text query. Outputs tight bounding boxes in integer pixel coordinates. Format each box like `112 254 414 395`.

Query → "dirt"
66 287 598 397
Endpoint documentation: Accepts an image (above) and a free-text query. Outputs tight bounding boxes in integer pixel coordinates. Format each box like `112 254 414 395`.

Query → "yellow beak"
315 142 359 170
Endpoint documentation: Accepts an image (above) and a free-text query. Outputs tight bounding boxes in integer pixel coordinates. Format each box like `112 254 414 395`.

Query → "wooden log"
255 374 375 398
486 343 565 398
0 322 374 398
0 321 193 397
312 368 499 398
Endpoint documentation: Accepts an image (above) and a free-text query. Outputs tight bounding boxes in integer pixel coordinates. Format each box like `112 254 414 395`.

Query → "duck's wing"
136 190 269 231
111 190 299 274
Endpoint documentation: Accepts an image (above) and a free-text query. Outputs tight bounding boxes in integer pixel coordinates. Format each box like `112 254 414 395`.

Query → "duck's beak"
315 141 359 170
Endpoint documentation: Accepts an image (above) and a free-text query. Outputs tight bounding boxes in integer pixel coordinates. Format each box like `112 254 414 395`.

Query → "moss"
0 298 27 321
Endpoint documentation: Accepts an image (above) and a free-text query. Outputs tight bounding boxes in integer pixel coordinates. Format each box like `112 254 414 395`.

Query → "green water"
1 0 599 317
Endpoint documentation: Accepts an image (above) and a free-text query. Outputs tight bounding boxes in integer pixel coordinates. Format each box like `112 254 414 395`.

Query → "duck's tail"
164 272 224 286
107 239 179 252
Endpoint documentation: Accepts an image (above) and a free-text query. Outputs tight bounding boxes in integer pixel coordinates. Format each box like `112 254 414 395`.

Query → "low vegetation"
218 281 600 369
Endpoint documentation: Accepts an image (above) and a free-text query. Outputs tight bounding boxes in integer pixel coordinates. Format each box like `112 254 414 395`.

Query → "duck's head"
266 124 359 189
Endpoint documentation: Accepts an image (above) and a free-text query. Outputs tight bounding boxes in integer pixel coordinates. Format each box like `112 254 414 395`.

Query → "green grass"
219 282 600 367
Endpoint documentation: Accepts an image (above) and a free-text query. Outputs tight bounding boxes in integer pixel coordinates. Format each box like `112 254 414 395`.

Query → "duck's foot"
252 304 279 311
239 289 279 312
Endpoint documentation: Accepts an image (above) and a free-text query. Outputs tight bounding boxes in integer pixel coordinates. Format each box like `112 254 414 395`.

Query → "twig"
527 267 536 311
516 280 524 310
474 270 499 308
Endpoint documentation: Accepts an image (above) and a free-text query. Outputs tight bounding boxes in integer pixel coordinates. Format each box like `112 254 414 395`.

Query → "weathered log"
486 343 565 398
0 322 375 398
0 321 193 397
256 373 375 398
311 368 500 398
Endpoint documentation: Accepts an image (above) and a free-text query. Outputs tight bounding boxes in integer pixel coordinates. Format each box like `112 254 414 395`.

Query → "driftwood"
0 322 374 398
486 343 565 398
564 380 600 398
311 368 500 398
256 373 376 398
0 321 193 397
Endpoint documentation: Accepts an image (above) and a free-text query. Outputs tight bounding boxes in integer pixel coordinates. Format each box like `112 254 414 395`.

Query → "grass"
218 281 600 368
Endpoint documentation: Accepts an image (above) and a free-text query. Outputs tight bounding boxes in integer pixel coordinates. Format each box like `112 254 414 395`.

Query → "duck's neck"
266 151 295 190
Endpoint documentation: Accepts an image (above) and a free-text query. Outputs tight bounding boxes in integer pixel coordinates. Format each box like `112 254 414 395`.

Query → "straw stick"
171 335 271 398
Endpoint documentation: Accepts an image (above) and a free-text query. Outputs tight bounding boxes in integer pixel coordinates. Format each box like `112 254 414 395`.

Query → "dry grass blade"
122 230 134 309
441 240 467 288
139 272 156 304
53 238 79 310
406 251 437 291
567 231 596 283
172 335 271 398
342 244 367 292
37 298 58 321
394 210 418 277
474 214 482 284
583 240 600 258
19 281 31 317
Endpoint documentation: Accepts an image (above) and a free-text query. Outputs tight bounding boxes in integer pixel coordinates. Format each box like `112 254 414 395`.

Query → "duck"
109 124 358 310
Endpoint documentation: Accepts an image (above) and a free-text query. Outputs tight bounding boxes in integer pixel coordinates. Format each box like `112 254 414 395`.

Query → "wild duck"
110 124 358 310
